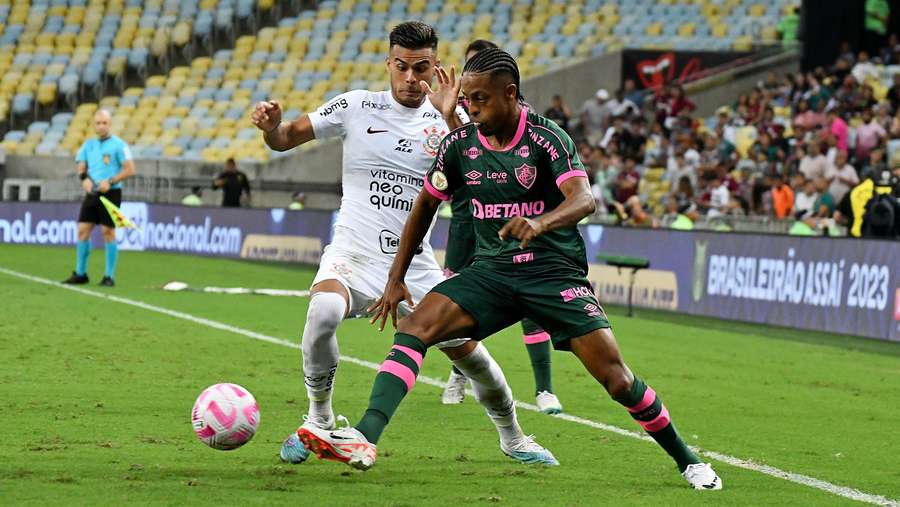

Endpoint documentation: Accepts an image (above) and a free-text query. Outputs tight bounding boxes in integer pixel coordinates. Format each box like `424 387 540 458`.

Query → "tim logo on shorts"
560 286 593 302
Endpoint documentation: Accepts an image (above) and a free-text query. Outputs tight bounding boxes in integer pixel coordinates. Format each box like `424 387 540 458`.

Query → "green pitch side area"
1 244 898 506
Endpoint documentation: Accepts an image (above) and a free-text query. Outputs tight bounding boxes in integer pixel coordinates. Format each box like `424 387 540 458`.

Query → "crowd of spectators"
548 39 900 237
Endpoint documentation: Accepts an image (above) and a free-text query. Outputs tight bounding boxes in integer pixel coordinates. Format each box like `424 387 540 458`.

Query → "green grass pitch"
1 244 898 506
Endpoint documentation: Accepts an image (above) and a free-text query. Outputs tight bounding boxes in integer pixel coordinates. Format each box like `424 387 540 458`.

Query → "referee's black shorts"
78 189 122 228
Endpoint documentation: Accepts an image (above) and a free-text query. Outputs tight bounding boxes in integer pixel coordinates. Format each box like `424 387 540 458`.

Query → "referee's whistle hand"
81 179 94 193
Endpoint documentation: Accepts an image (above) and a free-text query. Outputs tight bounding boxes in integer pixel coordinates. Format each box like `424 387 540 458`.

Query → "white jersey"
309 89 460 271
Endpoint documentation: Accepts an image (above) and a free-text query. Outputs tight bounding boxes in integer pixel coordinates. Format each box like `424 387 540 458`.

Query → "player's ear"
505 82 518 101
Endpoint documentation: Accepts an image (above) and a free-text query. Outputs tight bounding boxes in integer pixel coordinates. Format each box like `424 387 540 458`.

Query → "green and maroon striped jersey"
425 107 589 272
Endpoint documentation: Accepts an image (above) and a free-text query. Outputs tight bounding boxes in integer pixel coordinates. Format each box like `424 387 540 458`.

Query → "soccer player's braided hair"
389 21 438 50
462 47 525 103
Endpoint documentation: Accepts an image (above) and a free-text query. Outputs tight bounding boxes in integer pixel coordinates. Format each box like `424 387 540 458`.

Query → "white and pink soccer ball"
191 383 260 450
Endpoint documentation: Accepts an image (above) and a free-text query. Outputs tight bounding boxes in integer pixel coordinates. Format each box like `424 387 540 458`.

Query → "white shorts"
312 244 469 349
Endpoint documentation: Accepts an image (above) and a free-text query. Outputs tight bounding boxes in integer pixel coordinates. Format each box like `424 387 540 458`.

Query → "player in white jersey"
251 21 557 466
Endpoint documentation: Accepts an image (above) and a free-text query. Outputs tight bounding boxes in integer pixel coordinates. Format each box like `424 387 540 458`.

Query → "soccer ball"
191 383 260 450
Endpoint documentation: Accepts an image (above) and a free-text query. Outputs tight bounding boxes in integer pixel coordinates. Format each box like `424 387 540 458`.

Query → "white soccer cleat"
535 391 563 414
441 369 468 404
682 463 722 490
279 415 347 464
297 425 377 471
500 435 559 466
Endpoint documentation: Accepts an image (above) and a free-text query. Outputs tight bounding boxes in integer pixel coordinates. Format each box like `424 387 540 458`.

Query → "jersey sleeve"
116 138 133 165
307 90 362 140
75 141 87 163
540 122 587 188
424 133 463 201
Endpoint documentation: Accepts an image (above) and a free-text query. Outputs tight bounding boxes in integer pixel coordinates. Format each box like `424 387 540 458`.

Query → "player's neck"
489 104 523 148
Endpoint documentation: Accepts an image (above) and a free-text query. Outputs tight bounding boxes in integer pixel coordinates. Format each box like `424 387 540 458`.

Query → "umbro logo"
367 127 388 134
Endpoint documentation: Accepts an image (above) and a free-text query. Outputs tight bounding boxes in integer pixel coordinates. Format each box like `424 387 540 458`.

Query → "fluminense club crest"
514 163 537 189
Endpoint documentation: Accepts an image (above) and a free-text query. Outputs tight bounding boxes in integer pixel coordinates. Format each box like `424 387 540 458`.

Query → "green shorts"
444 220 476 274
431 259 610 350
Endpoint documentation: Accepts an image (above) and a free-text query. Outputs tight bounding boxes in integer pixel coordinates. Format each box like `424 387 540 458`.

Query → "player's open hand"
498 217 546 249
251 100 282 132
421 65 461 121
367 278 414 332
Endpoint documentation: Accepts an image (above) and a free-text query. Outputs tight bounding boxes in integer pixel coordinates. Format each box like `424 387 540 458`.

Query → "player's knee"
396 312 441 344
302 292 346 344
604 369 633 399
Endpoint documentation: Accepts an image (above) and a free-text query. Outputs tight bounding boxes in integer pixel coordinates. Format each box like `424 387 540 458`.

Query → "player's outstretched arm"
251 100 315 151
499 176 595 248
367 190 442 331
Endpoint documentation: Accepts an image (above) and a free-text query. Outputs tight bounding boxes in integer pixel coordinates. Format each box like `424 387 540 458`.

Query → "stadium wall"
2 201 896 342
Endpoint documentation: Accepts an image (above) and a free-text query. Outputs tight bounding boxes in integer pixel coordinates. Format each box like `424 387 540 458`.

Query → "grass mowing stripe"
3 265 897 507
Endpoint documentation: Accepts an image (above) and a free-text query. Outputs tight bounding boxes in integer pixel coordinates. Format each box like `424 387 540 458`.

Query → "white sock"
451 342 524 444
301 291 346 424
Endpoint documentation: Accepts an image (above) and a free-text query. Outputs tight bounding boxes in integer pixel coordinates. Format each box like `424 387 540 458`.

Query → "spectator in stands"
799 141 829 180
181 186 203 206
607 88 640 119
855 108 888 163
860 148 888 181
622 78 645 109
666 152 696 192
700 173 731 218
851 51 880 84
581 88 611 146
825 107 849 152
614 156 641 203
793 175 818 219
213 158 251 208
544 94 572 133
879 33 899 65
887 73 900 112
289 192 306 210
776 5 800 45
656 84 695 130
771 175 795 218
813 177 836 218
827 149 860 202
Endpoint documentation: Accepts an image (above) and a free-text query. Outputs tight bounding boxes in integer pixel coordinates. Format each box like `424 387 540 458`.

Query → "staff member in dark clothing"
213 158 251 207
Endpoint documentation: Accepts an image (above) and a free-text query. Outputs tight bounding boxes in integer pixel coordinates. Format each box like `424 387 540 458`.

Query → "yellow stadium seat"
646 22 663 37
679 23 696 37
748 4 766 17
712 24 728 38
733 36 753 51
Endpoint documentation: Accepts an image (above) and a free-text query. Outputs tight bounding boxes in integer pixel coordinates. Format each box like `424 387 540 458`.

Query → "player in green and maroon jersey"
298 48 722 490
440 39 562 414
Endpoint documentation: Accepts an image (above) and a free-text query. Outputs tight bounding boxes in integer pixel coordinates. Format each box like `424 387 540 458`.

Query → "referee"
62 109 135 287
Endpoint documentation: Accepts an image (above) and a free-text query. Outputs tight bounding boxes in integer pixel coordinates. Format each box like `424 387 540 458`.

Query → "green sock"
614 377 700 472
355 333 427 444
521 320 553 395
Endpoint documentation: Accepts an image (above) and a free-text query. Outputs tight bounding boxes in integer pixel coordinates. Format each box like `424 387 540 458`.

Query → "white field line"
2 266 897 506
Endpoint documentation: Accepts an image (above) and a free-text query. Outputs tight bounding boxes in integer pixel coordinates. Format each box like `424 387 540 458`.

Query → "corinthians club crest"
514 163 537 189
423 125 446 156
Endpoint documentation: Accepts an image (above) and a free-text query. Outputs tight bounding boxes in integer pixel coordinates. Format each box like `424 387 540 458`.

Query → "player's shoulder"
525 109 571 143
439 123 478 151
109 135 129 147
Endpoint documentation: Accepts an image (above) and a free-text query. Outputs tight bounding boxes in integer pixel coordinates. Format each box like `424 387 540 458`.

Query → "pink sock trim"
391 345 423 368
628 386 657 413
639 405 671 432
523 331 551 344
379 360 417 391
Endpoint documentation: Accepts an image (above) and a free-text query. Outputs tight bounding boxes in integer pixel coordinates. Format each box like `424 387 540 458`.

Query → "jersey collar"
477 107 528 152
